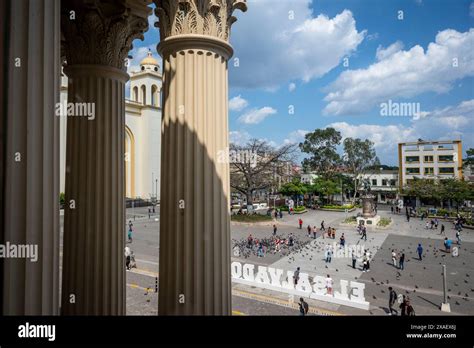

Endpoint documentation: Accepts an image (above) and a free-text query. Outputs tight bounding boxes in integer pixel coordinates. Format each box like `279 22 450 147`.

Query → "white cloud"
283 129 309 145
366 32 379 41
375 41 404 61
327 99 474 164
229 95 249 112
288 83 296 92
238 106 277 124
230 130 252 145
323 29 474 116
230 1 365 89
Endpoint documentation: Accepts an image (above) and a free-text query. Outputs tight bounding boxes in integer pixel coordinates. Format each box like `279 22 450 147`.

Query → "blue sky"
128 0 474 165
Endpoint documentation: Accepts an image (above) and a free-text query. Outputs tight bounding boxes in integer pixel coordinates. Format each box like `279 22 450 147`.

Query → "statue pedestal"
357 215 381 226
358 193 380 226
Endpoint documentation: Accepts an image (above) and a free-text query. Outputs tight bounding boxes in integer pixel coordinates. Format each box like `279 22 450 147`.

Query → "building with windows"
358 170 399 203
301 172 319 185
398 140 463 187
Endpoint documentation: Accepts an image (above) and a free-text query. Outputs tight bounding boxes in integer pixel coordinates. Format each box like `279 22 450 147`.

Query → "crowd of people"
388 287 415 316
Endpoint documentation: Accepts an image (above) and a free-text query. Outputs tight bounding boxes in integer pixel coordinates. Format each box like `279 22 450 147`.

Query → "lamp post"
441 264 451 312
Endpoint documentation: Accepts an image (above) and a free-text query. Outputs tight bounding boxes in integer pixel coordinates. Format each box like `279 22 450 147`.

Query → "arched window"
141 85 146 105
151 85 158 107
125 126 135 198
132 86 138 102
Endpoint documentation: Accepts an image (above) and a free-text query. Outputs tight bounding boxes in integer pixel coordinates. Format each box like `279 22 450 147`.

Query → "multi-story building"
398 140 463 187
301 172 319 185
358 170 399 203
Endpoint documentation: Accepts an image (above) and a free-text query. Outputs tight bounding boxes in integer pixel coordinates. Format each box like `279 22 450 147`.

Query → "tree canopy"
230 139 297 205
299 127 342 180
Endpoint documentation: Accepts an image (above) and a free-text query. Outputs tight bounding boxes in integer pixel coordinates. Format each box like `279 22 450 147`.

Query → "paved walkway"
230 207 473 315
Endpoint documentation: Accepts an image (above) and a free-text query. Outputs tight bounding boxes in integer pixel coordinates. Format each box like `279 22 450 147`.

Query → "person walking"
127 225 133 243
351 250 357 269
406 212 410 222
274 210 278 219
324 244 332 263
416 243 423 260
325 274 334 295
288 233 294 246
293 267 300 286
365 249 371 272
321 220 325 231
299 297 309 316
279 210 283 219
339 233 345 249
444 237 452 253
362 256 368 272
124 246 132 270
406 298 416 316
440 224 445 235
273 224 277 236
388 287 398 315
361 226 367 241
299 218 303 230
307 225 312 237
400 295 408 316
312 226 317 239
399 253 405 270
391 250 397 268
456 230 462 245
275 238 281 252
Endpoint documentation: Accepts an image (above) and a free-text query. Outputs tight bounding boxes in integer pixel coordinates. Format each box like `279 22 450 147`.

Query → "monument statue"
360 178 375 218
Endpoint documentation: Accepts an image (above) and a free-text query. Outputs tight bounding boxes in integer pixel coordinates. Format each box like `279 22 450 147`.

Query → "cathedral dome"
140 50 159 67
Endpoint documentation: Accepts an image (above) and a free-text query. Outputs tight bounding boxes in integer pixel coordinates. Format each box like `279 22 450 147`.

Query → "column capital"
153 0 247 43
61 0 152 69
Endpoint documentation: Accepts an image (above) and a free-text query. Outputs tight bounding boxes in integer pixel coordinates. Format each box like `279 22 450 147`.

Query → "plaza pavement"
230 207 473 315
60 205 474 315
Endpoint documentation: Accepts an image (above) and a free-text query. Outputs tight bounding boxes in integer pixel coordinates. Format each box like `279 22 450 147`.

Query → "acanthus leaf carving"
61 0 150 70
154 0 247 42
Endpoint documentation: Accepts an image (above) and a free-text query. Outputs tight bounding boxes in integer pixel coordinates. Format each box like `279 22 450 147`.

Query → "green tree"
279 178 307 204
463 148 474 168
312 177 341 204
342 138 379 203
403 178 442 206
439 179 474 211
299 128 342 180
230 139 297 205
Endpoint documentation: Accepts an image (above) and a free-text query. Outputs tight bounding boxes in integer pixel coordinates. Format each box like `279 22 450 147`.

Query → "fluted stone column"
2 0 61 315
154 0 246 315
60 0 150 315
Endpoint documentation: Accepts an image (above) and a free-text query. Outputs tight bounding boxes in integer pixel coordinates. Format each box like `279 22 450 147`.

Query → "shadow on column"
158 64 232 315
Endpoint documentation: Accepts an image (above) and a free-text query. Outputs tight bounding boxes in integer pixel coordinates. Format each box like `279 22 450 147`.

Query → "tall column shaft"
154 0 247 315
61 66 127 315
2 0 61 315
60 0 150 315
158 38 232 315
